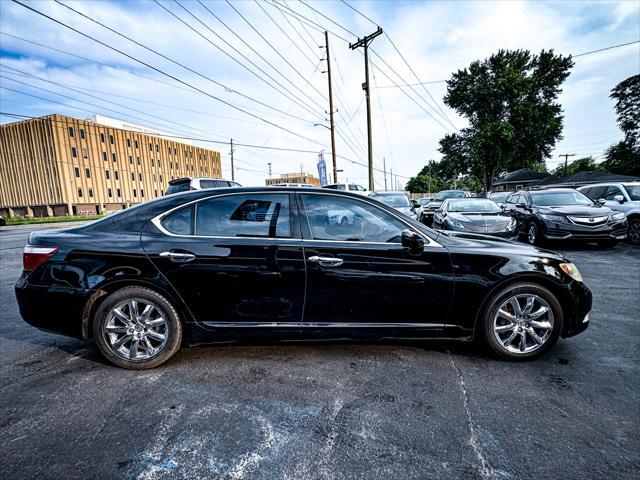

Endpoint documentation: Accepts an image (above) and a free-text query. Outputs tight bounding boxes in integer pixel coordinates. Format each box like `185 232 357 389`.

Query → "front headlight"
448 218 465 228
610 212 626 222
559 262 583 282
541 214 567 223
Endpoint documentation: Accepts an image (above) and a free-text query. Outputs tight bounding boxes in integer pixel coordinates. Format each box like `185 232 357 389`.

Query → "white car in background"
322 183 371 195
269 183 317 188
578 182 640 245
166 177 241 194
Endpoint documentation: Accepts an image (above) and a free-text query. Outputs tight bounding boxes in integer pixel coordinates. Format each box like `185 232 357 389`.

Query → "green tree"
553 156 601 176
602 74 640 176
441 49 574 192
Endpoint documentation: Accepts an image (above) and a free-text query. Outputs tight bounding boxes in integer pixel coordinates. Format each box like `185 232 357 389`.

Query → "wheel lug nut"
518 327 523 332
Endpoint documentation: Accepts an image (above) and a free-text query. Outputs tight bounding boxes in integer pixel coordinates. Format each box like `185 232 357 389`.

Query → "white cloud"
1 0 638 187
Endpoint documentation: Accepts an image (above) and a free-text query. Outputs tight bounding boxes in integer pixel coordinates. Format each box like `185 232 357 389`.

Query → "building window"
151 159 154 167
129 155 133 164
68 126 74 137
138 173 142 181
159 174 163 182
78 188 83 198
155 190 158 197
88 188 94 198
74 167 80 177
153 174 156 182
108 188 113 198
85 168 91 178
156 144 159 152
133 189 137 197
71 147 77 157
158 160 161 167
82 148 88 159
127 138 131 147
117 188 121 197
100 133 105 143
114 171 119 180
112 153 116 162
135 140 139 149
149 143 153 151
105 170 110 180
137 157 140 165
161 190 164 195
102 152 107 161
109 135 114 144
131 172 135 181
141 189 145 197
80 128 85 139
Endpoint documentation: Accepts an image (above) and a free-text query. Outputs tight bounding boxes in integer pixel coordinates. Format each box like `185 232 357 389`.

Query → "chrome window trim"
151 190 443 248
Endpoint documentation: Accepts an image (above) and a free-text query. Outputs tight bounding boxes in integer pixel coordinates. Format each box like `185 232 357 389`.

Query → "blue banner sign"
317 151 328 186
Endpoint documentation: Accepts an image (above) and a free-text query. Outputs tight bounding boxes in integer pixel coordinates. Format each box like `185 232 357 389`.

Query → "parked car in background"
270 183 317 188
166 177 241 195
0 215 5 227
433 198 517 239
488 191 513 207
15 186 592 368
578 182 640 245
322 183 370 195
369 191 417 220
504 189 627 246
416 197 433 223
421 190 472 225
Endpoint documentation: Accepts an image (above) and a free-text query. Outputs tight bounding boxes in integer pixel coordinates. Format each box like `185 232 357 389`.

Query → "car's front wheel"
93 287 183 369
482 283 563 360
627 218 640 245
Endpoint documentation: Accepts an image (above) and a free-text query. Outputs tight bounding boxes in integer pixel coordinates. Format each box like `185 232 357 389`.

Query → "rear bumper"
15 273 90 340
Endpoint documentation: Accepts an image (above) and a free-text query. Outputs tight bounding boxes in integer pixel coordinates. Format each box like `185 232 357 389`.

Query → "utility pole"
390 168 393 191
383 157 387 191
268 162 272 178
324 31 338 184
559 153 575 176
350 26 383 192
230 138 235 181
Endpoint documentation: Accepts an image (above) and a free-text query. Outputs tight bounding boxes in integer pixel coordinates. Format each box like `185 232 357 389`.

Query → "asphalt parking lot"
1 223 638 480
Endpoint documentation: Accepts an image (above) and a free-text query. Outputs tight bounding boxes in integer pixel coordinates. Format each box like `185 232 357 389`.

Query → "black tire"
627 218 640 245
93 286 183 369
527 222 540 245
482 282 563 361
597 239 617 248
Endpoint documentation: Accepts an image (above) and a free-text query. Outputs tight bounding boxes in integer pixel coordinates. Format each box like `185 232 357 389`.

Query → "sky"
0 0 638 189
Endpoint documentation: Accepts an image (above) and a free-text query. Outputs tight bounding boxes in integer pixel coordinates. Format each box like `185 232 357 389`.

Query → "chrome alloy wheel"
103 298 169 361
528 224 538 244
492 294 554 355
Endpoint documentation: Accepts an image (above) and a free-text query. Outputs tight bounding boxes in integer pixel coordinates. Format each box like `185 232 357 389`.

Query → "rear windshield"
488 191 510 202
200 180 225 189
372 193 411 207
166 182 190 195
434 191 465 201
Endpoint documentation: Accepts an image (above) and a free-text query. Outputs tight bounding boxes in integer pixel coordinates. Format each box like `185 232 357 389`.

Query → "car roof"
370 191 406 195
579 182 640 188
528 188 578 194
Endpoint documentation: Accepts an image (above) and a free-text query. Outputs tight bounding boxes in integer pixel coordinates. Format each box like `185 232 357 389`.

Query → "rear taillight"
23 245 59 271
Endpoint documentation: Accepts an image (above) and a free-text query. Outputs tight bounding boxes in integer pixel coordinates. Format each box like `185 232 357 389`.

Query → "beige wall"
265 173 321 186
0 114 222 217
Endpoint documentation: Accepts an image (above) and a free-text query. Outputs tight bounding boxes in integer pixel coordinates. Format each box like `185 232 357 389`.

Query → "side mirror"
516 202 527 209
614 194 625 204
411 199 419 208
597 198 606 206
401 229 424 255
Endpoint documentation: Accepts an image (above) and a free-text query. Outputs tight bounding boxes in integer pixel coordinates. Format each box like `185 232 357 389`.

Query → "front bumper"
562 279 592 338
542 220 627 241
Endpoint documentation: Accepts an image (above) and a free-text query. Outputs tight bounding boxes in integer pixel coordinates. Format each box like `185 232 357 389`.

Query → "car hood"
448 212 512 224
438 231 566 261
538 205 612 216
394 206 415 216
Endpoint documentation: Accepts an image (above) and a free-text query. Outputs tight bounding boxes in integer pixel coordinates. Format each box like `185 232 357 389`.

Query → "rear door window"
195 194 291 238
161 205 194 235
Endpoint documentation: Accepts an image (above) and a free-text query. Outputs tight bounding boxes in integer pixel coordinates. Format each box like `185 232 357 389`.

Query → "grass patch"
4 215 104 226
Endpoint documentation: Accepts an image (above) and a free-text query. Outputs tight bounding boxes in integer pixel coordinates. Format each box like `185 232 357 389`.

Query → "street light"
313 123 331 131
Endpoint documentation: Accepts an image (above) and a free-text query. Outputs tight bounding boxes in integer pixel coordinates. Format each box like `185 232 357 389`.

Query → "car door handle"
159 251 196 263
308 255 344 267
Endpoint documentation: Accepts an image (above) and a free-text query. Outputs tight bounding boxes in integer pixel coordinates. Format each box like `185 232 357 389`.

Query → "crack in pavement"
448 352 499 480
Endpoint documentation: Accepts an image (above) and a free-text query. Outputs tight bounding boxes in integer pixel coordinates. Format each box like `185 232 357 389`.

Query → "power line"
11 0 328 148
374 80 448 88
573 40 639 57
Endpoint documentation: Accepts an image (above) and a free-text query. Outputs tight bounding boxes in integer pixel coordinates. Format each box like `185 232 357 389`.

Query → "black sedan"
432 198 517 239
15 187 591 368
504 189 628 246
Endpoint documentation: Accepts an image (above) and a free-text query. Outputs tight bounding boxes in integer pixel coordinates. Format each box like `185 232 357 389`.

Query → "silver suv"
578 182 640 245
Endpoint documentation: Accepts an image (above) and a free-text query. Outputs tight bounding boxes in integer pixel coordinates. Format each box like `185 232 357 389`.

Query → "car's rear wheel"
482 283 563 360
93 287 182 369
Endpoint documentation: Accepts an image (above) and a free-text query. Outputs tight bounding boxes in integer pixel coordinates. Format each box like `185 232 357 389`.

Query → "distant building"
265 172 320 186
0 113 222 218
491 168 549 192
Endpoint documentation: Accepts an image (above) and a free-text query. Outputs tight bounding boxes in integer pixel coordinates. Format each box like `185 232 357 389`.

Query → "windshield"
447 199 501 213
418 198 432 205
626 185 640 201
372 193 411 207
531 191 594 206
488 191 510 202
166 182 190 195
434 191 465 201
